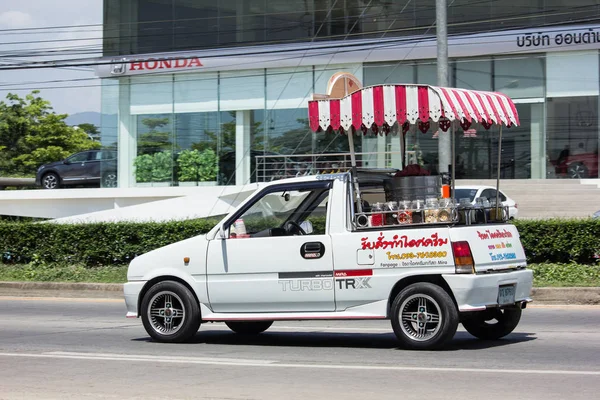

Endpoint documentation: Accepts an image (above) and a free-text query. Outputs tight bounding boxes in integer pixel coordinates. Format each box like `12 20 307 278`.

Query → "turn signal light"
452 241 475 274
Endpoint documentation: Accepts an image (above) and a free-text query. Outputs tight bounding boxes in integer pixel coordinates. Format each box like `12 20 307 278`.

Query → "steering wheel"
283 221 306 236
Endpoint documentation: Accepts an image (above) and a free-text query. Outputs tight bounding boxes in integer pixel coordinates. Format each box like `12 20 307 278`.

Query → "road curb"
1 281 599 304
0 281 123 299
530 287 600 305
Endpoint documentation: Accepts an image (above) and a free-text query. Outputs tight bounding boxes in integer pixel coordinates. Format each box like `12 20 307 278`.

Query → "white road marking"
0 352 599 376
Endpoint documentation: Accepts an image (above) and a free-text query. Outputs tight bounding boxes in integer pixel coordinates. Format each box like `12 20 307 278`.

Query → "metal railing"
254 151 404 182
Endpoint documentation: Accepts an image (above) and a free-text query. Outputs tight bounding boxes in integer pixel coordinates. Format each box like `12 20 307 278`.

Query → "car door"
60 151 92 183
206 180 335 313
85 150 102 182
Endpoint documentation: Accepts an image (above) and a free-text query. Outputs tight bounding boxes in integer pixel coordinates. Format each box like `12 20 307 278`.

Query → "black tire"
225 321 273 335
390 283 458 350
102 172 118 188
41 172 60 189
461 307 522 340
567 163 588 179
140 280 201 343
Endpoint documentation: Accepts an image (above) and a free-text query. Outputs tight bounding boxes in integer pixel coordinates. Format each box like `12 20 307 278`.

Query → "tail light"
452 241 475 274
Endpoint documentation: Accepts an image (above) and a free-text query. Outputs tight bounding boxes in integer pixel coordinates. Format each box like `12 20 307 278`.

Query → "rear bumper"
443 269 533 312
124 281 146 318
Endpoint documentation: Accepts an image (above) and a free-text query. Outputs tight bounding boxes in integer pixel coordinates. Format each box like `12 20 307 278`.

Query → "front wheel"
461 307 522 340
42 172 60 189
390 283 458 350
225 321 273 335
141 281 201 343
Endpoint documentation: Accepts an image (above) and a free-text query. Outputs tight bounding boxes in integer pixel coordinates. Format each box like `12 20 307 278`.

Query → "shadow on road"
133 330 536 351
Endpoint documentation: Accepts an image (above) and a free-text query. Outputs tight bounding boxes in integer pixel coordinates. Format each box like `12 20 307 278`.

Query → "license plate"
498 284 516 305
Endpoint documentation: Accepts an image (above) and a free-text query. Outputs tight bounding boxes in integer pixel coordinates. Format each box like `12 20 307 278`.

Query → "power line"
0 18 598 86
0 3 596 59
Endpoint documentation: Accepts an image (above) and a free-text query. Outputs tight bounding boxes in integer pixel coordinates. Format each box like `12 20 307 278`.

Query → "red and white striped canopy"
308 84 520 133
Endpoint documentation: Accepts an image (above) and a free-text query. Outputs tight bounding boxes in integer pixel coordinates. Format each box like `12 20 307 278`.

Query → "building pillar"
376 134 388 168
235 110 251 185
530 103 545 179
118 78 136 188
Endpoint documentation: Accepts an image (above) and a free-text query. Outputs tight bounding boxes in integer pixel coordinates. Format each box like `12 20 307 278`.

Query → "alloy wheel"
43 174 58 189
399 294 442 342
147 291 186 335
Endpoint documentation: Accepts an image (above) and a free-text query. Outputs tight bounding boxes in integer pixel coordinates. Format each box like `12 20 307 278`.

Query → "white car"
124 172 532 350
454 186 518 219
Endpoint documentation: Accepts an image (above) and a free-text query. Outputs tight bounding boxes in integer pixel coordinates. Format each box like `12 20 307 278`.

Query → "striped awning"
308 84 520 133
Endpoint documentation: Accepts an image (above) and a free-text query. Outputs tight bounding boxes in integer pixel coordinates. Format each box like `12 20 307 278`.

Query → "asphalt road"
0 297 599 400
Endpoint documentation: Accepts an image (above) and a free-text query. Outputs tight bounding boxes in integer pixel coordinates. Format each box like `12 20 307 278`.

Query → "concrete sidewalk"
1 281 599 305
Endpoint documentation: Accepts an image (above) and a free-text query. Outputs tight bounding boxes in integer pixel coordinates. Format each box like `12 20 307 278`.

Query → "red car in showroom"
554 152 598 179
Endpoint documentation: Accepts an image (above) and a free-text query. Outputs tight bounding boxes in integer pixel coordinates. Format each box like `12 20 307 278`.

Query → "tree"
136 117 173 155
190 111 264 155
0 91 100 175
77 123 100 141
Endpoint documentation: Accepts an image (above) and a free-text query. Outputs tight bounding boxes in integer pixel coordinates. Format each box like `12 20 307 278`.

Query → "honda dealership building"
98 0 600 188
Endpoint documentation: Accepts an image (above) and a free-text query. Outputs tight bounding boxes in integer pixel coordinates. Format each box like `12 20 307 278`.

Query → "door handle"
300 242 325 259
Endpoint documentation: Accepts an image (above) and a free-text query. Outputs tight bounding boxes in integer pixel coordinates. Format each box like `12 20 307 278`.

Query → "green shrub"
513 219 600 264
198 149 217 182
133 151 174 183
133 154 153 183
152 151 173 182
0 219 219 267
1 218 599 268
177 149 203 182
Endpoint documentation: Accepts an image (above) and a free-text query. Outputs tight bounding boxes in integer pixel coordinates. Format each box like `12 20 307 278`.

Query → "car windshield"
454 188 478 202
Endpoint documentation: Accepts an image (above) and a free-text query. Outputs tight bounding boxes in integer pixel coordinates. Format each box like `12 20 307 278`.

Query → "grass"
0 263 127 283
528 263 600 287
1 262 600 287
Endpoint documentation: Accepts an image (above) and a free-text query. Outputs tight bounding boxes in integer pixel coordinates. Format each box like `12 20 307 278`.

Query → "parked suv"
36 150 118 189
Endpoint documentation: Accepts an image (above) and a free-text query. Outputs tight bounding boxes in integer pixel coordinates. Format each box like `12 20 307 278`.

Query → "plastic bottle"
234 219 247 236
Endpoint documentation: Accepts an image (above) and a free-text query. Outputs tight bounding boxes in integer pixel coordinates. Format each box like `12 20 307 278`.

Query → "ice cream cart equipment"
308 84 520 228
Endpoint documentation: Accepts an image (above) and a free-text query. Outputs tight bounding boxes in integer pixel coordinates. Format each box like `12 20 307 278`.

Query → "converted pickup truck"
124 170 533 350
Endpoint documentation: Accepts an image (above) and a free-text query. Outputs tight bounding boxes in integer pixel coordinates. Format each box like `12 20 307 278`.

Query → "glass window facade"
103 0 600 56
100 53 599 187
363 52 599 181
102 66 367 187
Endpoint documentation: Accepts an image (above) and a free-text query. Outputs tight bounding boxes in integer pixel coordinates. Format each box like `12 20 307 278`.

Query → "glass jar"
458 197 472 224
411 199 424 224
385 201 398 225
438 198 453 223
370 202 385 227
424 198 440 223
489 199 505 222
474 197 488 224
397 200 413 224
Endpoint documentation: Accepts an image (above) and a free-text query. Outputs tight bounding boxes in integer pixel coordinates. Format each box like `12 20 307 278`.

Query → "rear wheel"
461 307 522 340
225 321 273 335
102 172 118 188
390 283 458 350
141 281 201 343
42 172 60 189
567 163 588 179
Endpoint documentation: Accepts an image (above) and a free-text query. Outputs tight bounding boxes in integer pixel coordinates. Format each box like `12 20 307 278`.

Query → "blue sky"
0 0 102 116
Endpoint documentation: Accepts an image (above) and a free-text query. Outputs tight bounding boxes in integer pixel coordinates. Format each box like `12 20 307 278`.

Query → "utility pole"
436 0 450 174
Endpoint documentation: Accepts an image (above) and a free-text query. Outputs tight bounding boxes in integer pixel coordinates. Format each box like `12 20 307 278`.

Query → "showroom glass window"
103 1 600 56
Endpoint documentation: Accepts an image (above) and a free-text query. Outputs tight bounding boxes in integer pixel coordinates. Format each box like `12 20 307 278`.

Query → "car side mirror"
63 160 70 165
300 220 314 234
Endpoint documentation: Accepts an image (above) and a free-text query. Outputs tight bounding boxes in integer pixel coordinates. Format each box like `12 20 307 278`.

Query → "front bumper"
124 281 146 318
443 269 533 312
